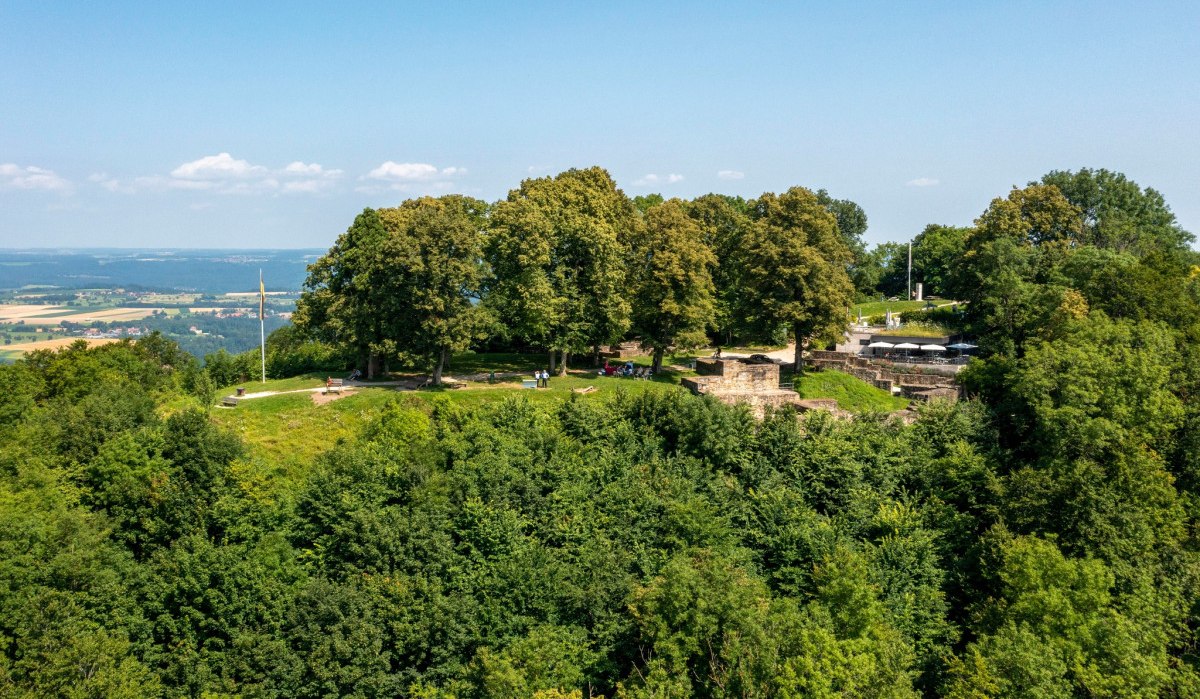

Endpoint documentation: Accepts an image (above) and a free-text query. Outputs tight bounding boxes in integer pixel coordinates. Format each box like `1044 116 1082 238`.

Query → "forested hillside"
1 167 1199 697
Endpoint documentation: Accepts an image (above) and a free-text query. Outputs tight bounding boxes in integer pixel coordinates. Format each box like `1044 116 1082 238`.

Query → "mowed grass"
211 352 910 498
790 368 910 413
212 371 687 498
852 299 946 317
217 373 330 395
212 388 397 501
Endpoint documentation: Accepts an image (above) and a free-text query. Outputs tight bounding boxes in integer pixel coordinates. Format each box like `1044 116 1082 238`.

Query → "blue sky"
1 1 1197 249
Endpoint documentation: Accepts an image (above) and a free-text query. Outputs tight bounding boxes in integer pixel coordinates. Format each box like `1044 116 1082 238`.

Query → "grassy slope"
792 369 910 413
851 300 934 316
874 325 953 338
212 371 685 498
213 354 911 498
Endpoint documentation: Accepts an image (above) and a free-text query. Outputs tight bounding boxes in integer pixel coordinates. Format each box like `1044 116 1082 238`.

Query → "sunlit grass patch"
791 369 910 413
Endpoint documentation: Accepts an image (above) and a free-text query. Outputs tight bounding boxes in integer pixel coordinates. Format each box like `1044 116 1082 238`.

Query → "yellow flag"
259 272 265 319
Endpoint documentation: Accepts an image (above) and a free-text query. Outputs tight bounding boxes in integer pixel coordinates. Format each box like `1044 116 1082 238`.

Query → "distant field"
0 304 161 325
189 306 250 314
0 304 60 320
139 293 200 304
2 337 118 353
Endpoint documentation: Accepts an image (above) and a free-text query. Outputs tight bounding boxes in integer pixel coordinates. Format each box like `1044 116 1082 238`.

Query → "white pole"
259 269 266 383
907 241 912 301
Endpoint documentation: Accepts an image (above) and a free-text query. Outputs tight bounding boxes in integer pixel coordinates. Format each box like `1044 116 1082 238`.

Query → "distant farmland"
0 304 161 325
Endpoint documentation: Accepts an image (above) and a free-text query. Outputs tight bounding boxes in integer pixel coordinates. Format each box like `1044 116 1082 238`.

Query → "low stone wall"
810 353 954 391
600 341 650 359
797 398 839 412
680 375 722 393
809 350 845 361
684 359 800 418
905 386 961 402
693 358 780 390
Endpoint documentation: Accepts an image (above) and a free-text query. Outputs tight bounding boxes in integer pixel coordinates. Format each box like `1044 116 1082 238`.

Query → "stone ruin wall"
683 359 802 419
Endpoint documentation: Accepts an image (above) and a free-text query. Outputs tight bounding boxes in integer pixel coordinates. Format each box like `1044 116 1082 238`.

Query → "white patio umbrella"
920 344 946 351
947 342 977 350
893 342 920 350
867 341 895 348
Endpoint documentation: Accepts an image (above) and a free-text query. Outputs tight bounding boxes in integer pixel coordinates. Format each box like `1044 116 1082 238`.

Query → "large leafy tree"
486 167 636 373
686 193 754 346
296 196 489 383
741 187 855 369
912 224 970 299
947 535 1180 697
629 199 716 373
1038 167 1194 254
816 188 877 297
294 208 399 378
376 195 491 385
952 185 1084 354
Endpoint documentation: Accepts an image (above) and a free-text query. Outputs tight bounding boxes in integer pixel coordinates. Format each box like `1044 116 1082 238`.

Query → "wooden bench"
221 396 239 407
326 378 344 394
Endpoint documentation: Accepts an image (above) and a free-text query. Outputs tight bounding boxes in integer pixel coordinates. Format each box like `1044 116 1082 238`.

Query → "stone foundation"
600 341 650 359
683 358 805 418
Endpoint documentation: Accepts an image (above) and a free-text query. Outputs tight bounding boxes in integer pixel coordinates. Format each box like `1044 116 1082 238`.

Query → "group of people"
533 369 551 388
598 361 653 379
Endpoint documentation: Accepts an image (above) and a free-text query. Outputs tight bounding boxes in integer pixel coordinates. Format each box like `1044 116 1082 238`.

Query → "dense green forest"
2 167 1199 697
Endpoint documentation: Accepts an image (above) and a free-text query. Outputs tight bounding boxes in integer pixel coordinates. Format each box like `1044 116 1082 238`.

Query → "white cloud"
368 161 436 181
906 177 939 187
92 155 344 195
171 152 267 180
359 161 466 193
716 170 745 181
0 163 72 192
633 173 684 187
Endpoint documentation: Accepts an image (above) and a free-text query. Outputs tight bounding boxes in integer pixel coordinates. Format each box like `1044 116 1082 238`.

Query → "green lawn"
211 351 912 493
790 369 910 413
212 388 398 500
874 322 954 338
211 374 686 498
413 372 683 408
217 373 330 395
852 299 948 317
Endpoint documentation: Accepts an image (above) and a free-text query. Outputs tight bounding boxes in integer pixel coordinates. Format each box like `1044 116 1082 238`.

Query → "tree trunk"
592 344 602 367
367 352 382 380
549 350 556 374
559 351 569 376
432 347 447 386
652 347 664 374
793 325 804 375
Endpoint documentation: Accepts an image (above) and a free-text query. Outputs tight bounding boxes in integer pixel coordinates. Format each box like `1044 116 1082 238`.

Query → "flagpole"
259 269 266 384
